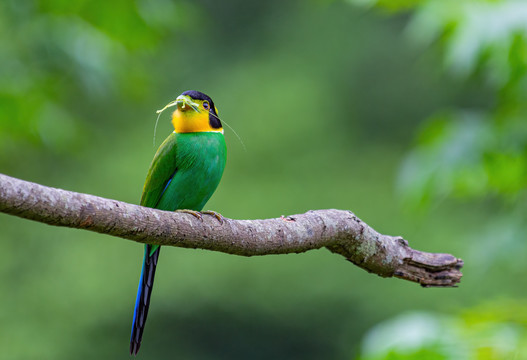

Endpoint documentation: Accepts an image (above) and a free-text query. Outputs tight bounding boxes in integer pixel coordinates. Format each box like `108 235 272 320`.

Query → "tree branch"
0 173 463 287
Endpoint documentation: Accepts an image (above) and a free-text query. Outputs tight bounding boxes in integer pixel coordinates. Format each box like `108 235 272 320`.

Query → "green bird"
130 90 227 355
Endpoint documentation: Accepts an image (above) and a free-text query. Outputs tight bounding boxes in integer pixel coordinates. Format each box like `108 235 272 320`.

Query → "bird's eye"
203 101 210 110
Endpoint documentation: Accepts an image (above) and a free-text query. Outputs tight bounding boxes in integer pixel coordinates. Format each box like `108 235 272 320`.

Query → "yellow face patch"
171 99 223 134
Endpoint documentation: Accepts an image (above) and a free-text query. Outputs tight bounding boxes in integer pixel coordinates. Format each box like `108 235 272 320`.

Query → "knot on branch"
395 252 464 288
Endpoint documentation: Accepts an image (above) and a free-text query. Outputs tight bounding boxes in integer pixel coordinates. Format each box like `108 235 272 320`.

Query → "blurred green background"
1 0 526 359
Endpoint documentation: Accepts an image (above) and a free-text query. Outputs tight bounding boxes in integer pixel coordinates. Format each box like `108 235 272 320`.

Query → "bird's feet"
175 210 224 224
202 210 225 224
175 209 203 221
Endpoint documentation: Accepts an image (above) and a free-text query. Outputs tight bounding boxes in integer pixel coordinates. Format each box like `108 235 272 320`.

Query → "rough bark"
0 173 463 287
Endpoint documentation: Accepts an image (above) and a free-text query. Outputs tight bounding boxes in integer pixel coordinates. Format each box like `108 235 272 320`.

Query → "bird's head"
171 90 222 134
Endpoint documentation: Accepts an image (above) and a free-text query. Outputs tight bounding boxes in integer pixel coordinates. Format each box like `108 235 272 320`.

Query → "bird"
129 90 227 355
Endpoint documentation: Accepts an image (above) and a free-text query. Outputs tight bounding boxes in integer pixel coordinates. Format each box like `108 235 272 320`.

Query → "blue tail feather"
130 244 161 355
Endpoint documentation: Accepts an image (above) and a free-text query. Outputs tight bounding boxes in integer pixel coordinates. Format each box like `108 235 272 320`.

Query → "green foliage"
359 301 527 360
0 0 194 158
393 1 527 205
398 108 527 205
362 1 527 357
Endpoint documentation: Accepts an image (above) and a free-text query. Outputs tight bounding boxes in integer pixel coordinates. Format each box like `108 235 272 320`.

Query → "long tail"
130 245 161 355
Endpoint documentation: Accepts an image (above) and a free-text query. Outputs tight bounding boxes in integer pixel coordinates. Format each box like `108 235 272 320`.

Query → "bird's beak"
175 95 199 112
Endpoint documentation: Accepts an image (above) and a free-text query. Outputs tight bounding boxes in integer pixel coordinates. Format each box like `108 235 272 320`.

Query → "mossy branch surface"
0 173 463 287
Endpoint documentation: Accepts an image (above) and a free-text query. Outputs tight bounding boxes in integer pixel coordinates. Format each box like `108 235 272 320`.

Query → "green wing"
140 132 178 208
131 134 177 353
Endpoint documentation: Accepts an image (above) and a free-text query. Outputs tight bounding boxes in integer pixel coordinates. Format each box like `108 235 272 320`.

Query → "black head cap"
181 90 222 129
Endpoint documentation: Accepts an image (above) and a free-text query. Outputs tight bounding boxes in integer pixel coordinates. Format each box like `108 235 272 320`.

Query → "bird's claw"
176 210 224 224
176 209 203 221
202 210 225 225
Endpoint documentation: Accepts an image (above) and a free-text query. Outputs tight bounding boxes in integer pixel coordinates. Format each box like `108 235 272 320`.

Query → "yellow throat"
171 95 223 134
